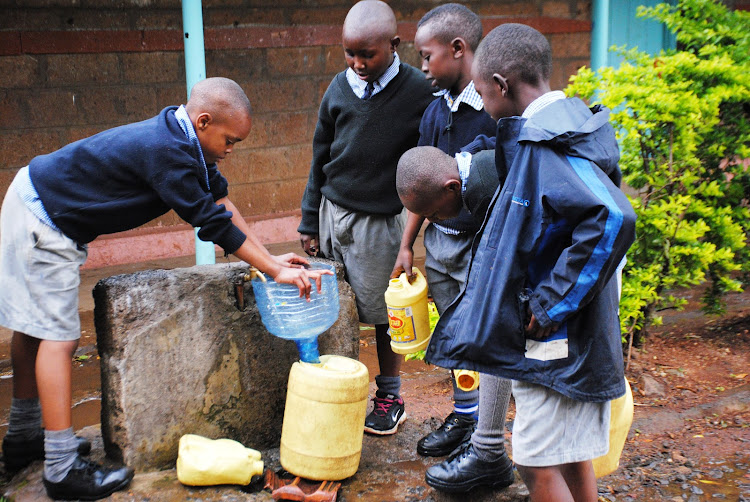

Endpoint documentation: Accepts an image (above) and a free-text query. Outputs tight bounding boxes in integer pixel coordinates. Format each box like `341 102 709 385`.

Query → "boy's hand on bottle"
391 248 415 281
273 267 333 300
273 252 308 269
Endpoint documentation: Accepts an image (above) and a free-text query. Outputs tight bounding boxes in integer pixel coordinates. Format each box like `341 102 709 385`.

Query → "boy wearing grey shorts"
0 78 327 501
297 0 433 436
424 24 637 501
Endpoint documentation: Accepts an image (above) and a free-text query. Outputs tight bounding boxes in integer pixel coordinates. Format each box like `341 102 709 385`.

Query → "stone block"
93 259 360 472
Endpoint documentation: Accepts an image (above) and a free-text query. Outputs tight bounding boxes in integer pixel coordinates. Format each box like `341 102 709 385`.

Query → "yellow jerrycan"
176 434 264 486
453 369 480 392
385 268 431 355
593 378 634 478
280 354 369 481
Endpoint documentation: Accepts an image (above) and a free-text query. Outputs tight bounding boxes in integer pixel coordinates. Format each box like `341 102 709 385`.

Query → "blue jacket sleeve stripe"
546 155 624 321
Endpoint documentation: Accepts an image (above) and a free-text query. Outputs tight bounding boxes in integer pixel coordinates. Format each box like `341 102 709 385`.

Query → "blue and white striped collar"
434 80 484 113
175 104 210 190
346 52 401 99
522 90 566 119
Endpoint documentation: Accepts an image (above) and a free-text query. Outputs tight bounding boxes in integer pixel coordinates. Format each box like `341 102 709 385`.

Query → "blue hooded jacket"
426 98 636 402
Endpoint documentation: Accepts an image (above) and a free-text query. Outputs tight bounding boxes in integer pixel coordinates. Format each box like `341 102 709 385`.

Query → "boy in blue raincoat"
425 24 637 501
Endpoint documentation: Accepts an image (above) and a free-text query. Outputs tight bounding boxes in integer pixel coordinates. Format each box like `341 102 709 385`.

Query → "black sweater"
298 64 434 235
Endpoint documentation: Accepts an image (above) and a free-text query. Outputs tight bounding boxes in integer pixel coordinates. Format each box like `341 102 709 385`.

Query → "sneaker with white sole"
363 393 406 435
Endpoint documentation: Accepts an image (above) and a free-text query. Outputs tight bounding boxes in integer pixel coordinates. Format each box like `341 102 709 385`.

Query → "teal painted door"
607 0 676 67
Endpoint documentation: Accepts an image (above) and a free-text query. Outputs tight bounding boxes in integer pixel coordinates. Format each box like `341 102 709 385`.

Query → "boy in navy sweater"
428 24 636 501
0 77 326 501
298 0 433 435
390 4 510 469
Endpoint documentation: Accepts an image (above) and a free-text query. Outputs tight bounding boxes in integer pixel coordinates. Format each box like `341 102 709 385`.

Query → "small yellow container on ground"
176 434 264 486
385 268 430 355
280 354 369 481
593 378 634 478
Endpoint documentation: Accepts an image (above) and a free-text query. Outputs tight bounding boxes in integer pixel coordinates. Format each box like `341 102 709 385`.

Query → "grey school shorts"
423 224 473 315
511 380 610 467
317 196 405 325
0 173 87 341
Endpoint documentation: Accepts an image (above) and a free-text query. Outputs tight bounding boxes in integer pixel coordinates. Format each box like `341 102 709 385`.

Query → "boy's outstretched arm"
218 197 329 298
529 156 636 329
390 211 424 280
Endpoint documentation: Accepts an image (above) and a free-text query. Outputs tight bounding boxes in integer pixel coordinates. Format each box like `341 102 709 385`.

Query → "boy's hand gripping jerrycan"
176 434 263 486
250 262 339 363
385 267 431 355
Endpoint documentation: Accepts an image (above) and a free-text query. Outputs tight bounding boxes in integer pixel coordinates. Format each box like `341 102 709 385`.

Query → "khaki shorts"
317 197 405 325
511 379 610 467
0 174 87 341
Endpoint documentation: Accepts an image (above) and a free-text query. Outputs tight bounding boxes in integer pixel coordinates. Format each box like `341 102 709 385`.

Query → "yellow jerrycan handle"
176 434 264 486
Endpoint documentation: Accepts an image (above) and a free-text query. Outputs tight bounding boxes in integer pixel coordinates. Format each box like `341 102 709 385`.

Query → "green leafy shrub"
567 0 749 346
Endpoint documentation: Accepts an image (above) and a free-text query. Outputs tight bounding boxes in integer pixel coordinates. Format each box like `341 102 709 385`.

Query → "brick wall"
0 0 592 268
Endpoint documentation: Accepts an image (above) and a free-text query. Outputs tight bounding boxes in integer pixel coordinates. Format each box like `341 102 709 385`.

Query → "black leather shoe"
417 412 476 457
2 434 92 471
43 456 134 501
425 442 515 493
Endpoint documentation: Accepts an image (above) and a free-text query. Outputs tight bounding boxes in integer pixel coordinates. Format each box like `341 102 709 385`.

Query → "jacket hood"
514 98 621 186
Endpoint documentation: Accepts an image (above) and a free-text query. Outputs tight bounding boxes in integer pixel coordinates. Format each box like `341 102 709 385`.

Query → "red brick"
0 55 39 88
154 83 190 108
476 2 539 18
0 167 21 200
323 45 346 74
483 17 590 35
141 30 183 52
22 30 143 54
61 9 131 30
542 1 573 18
244 78 318 114
1 89 30 127
0 129 64 169
233 178 307 216
75 86 158 125
0 33 22 56
549 32 591 59
399 43 421 68
133 10 183 31
46 53 121 85
266 46 324 77
205 8 287 26
289 8 349 25
121 52 182 84
27 89 81 127
206 48 266 83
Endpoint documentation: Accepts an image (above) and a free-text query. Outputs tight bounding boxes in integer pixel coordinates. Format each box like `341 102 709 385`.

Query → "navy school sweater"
29 106 247 253
298 63 434 236
418 95 496 234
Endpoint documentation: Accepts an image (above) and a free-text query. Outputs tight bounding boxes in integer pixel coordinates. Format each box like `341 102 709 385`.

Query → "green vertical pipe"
182 0 215 265
591 0 611 71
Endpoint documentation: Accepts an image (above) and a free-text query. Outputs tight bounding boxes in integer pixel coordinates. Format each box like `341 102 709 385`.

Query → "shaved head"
343 0 397 42
186 77 252 124
397 146 457 201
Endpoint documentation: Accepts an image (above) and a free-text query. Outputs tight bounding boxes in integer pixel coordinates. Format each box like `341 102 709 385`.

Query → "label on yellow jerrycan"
385 268 430 355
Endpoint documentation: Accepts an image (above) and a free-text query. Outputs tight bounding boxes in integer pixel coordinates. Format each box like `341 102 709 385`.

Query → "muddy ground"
0 254 748 500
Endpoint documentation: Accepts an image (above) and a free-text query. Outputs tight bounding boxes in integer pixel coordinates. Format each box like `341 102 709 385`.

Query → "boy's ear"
450 37 467 59
492 73 509 97
444 179 462 193
390 36 401 51
195 112 213 131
